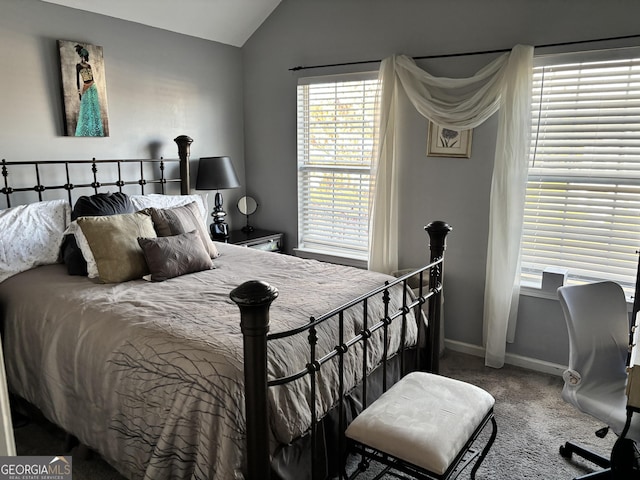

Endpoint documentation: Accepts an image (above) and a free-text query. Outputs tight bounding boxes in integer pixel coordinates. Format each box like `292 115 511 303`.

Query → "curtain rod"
289 33 640 72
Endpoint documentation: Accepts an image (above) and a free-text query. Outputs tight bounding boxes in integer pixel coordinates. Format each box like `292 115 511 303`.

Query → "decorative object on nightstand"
196 156 240 240
227 229 283 253
237 196 258 233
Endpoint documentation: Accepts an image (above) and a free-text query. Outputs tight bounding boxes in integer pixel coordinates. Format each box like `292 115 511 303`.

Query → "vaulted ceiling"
40 0 282 47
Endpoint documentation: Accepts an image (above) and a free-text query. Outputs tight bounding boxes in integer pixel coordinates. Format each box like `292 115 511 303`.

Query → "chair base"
560 438 639 479
560 440 611 479
560 441 611 469
570 469 612 480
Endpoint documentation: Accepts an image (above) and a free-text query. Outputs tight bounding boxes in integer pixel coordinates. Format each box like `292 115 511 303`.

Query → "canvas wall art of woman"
58 40 110 137
74 44 104 137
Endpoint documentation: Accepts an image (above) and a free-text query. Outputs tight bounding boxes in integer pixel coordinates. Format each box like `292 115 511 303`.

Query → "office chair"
557 281 640 478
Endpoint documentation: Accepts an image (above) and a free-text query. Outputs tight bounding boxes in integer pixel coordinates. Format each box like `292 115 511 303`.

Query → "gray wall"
0 0 245 228
242 0 640 367
4 0 640 369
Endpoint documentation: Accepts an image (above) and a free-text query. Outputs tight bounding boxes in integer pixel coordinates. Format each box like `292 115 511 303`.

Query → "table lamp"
196 156 240 239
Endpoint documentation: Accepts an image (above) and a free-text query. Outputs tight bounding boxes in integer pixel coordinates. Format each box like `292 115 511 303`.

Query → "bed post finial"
424 221 452 374
426 220 452 257
174 135 193 194
230 280 279 480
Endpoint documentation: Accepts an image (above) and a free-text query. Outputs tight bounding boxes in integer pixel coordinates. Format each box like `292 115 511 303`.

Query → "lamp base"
210 222 229 240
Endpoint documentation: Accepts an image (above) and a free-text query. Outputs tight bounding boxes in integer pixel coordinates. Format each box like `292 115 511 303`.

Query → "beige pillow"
77 212 156 283
148 201 219 258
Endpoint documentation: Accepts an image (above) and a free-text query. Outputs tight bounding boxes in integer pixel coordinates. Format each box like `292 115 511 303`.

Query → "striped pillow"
148 201 219 258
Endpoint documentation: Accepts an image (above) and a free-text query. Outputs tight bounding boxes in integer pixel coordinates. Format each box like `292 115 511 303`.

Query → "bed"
0 137 450 480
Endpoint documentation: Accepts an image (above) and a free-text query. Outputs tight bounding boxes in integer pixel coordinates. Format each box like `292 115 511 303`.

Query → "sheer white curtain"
369 45 533 368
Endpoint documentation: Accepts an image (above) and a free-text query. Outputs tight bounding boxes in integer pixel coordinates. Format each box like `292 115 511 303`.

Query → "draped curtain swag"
368 45 533 368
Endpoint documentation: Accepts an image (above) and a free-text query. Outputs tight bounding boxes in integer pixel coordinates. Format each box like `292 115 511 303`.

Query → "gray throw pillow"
148 201 219 258
138 230 213 282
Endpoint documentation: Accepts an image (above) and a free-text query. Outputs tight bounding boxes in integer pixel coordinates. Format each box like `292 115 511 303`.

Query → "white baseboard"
444 339 566 377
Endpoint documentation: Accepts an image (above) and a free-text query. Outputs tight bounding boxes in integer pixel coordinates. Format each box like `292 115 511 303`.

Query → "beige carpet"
436 350 616 479
13 350 617 479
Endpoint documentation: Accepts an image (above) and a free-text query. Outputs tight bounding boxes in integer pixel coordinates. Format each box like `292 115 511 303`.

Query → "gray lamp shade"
196 156 240 190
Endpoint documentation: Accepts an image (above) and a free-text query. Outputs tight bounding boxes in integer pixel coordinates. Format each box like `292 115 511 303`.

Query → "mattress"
0 243 416 480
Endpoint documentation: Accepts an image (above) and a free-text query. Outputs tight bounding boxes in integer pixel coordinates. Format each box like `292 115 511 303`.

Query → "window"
521 48 640 297
296 73 378 262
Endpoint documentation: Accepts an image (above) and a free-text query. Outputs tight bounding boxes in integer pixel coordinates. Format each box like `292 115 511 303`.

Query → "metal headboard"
1 135 193 209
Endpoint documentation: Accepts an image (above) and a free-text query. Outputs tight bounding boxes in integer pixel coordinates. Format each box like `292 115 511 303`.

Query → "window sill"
519 285 558 301
519 285 633 310
293 247 368 269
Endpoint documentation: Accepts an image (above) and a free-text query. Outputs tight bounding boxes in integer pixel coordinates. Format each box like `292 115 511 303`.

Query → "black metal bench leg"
470 416 498 480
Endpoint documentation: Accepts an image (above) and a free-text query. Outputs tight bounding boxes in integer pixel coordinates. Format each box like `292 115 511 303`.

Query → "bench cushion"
345 371 495 475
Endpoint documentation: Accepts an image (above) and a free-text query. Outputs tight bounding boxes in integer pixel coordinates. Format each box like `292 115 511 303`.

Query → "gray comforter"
0 243 417 479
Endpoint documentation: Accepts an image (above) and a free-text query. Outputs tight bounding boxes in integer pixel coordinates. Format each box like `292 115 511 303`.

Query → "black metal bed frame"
1 135 193 208
231 222 451 480
1 134 452 480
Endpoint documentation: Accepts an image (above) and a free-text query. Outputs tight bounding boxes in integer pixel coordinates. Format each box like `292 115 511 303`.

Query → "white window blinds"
296 73 378 260
522 48 640 296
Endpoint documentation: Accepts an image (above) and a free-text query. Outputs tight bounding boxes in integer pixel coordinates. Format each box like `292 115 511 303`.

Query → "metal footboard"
232 221 452 480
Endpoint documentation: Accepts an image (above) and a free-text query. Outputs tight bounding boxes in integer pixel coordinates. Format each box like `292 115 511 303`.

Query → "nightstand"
226 229 284 253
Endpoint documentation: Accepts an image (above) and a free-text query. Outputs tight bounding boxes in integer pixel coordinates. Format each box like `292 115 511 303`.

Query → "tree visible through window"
296 73 378 260
521 48 640 297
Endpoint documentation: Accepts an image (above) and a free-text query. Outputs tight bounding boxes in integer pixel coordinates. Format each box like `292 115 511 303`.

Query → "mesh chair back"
558 281 637 439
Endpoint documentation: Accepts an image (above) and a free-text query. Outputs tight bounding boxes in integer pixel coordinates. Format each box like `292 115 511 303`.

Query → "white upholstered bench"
345 371 497 479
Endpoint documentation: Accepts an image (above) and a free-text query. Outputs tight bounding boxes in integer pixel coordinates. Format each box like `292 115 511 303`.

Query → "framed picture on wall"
427 121 472 158
58 40 110 137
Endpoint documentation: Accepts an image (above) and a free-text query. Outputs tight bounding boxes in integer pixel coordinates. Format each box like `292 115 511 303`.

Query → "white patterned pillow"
130 194 208 222
0 199 71 283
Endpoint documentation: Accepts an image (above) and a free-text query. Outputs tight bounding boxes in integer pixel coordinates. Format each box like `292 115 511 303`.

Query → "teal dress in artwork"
75 65 104 137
